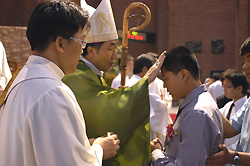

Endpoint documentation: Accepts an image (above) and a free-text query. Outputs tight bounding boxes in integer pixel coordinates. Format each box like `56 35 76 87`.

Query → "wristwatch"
232 151 241 165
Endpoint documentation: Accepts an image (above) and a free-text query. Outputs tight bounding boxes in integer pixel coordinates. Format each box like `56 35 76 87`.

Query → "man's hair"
211 73 221 81
221 69 248 95
147 52 159 59
26 0 90 51
133 53 156 74
82 42 104 57
162 46 200 80
240 37 250 56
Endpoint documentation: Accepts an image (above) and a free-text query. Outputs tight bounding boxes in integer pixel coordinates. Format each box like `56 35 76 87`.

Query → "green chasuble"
62 61 151 166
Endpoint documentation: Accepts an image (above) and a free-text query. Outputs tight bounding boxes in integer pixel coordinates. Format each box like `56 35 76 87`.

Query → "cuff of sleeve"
142 76 149 86
152 149 165 160
91 144 103 166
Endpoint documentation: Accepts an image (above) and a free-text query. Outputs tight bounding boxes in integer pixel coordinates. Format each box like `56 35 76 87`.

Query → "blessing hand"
145 51 166 84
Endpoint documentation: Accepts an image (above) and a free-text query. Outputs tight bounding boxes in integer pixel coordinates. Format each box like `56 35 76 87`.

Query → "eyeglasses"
222 85 234 89
69 37 88 49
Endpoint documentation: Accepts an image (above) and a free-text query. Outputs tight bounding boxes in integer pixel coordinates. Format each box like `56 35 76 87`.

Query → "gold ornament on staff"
120 2 151 86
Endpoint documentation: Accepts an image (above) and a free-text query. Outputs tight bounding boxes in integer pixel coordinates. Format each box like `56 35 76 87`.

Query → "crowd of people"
0 0 250 165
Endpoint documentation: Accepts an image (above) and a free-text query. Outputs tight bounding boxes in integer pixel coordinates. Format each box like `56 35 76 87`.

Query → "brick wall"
0 26 31 67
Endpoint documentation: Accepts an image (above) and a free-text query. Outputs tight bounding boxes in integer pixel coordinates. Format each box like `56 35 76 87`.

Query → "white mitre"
81 0 118 43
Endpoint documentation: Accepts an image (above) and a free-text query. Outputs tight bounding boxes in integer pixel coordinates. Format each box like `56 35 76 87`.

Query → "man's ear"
236 85 243 93
55 36 65 53
87 46 96 57
142 66 148 74
180 69 189 82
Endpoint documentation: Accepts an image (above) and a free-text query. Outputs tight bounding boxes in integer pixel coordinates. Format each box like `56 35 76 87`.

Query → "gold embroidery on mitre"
95 12 114 33
84 0 118 43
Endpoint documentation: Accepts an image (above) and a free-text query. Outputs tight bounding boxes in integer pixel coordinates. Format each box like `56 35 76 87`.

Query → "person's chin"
247 77 250 83
104 66 112 72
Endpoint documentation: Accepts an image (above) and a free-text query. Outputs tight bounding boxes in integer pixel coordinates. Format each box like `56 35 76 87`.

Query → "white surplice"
0 55 103 166
128 75 172 143
0 41 12 89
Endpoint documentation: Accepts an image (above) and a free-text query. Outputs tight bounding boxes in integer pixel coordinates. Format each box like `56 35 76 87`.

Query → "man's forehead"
104 40 118 45
161 68 169 77
223 78 232 83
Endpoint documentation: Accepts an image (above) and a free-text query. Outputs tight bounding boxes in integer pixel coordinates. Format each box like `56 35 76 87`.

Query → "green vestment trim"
62 61 151 166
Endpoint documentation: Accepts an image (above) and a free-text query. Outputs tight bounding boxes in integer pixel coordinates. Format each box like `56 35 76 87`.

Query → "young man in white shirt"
219 69 248 155
0 1 119 165
206 37 250 166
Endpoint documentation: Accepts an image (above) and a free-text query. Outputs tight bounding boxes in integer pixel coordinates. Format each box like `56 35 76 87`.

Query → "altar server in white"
0 41 11 90
128 53 172 143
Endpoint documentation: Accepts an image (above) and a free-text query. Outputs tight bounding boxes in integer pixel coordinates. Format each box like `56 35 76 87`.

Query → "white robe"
0 41 12 89
0 55 103 166
128 75 172 143
111 72 129 89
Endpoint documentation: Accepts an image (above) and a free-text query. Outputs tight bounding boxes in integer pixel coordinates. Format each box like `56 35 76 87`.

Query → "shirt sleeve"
231 100 248 132
25 87 103 166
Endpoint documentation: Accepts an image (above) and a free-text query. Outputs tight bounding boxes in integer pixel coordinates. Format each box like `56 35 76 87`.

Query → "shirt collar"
233 95 248 106
131 74 142 80
80 56 103 76
179 84 207 110
27 55 65 80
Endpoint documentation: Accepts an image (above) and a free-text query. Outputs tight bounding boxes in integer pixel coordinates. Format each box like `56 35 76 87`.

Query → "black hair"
240 37 250 56
26 0 90 51
82 42 104 57
162 46 200 80
212 73 221 81
221 69 248 95
133 53 156 74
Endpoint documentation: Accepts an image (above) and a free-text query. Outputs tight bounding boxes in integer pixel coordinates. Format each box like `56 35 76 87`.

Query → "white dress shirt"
208 80 224 101
0 55 103 166
220 96 247 151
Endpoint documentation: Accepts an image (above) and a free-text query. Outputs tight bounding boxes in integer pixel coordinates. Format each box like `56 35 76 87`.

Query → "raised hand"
144 51 166 84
